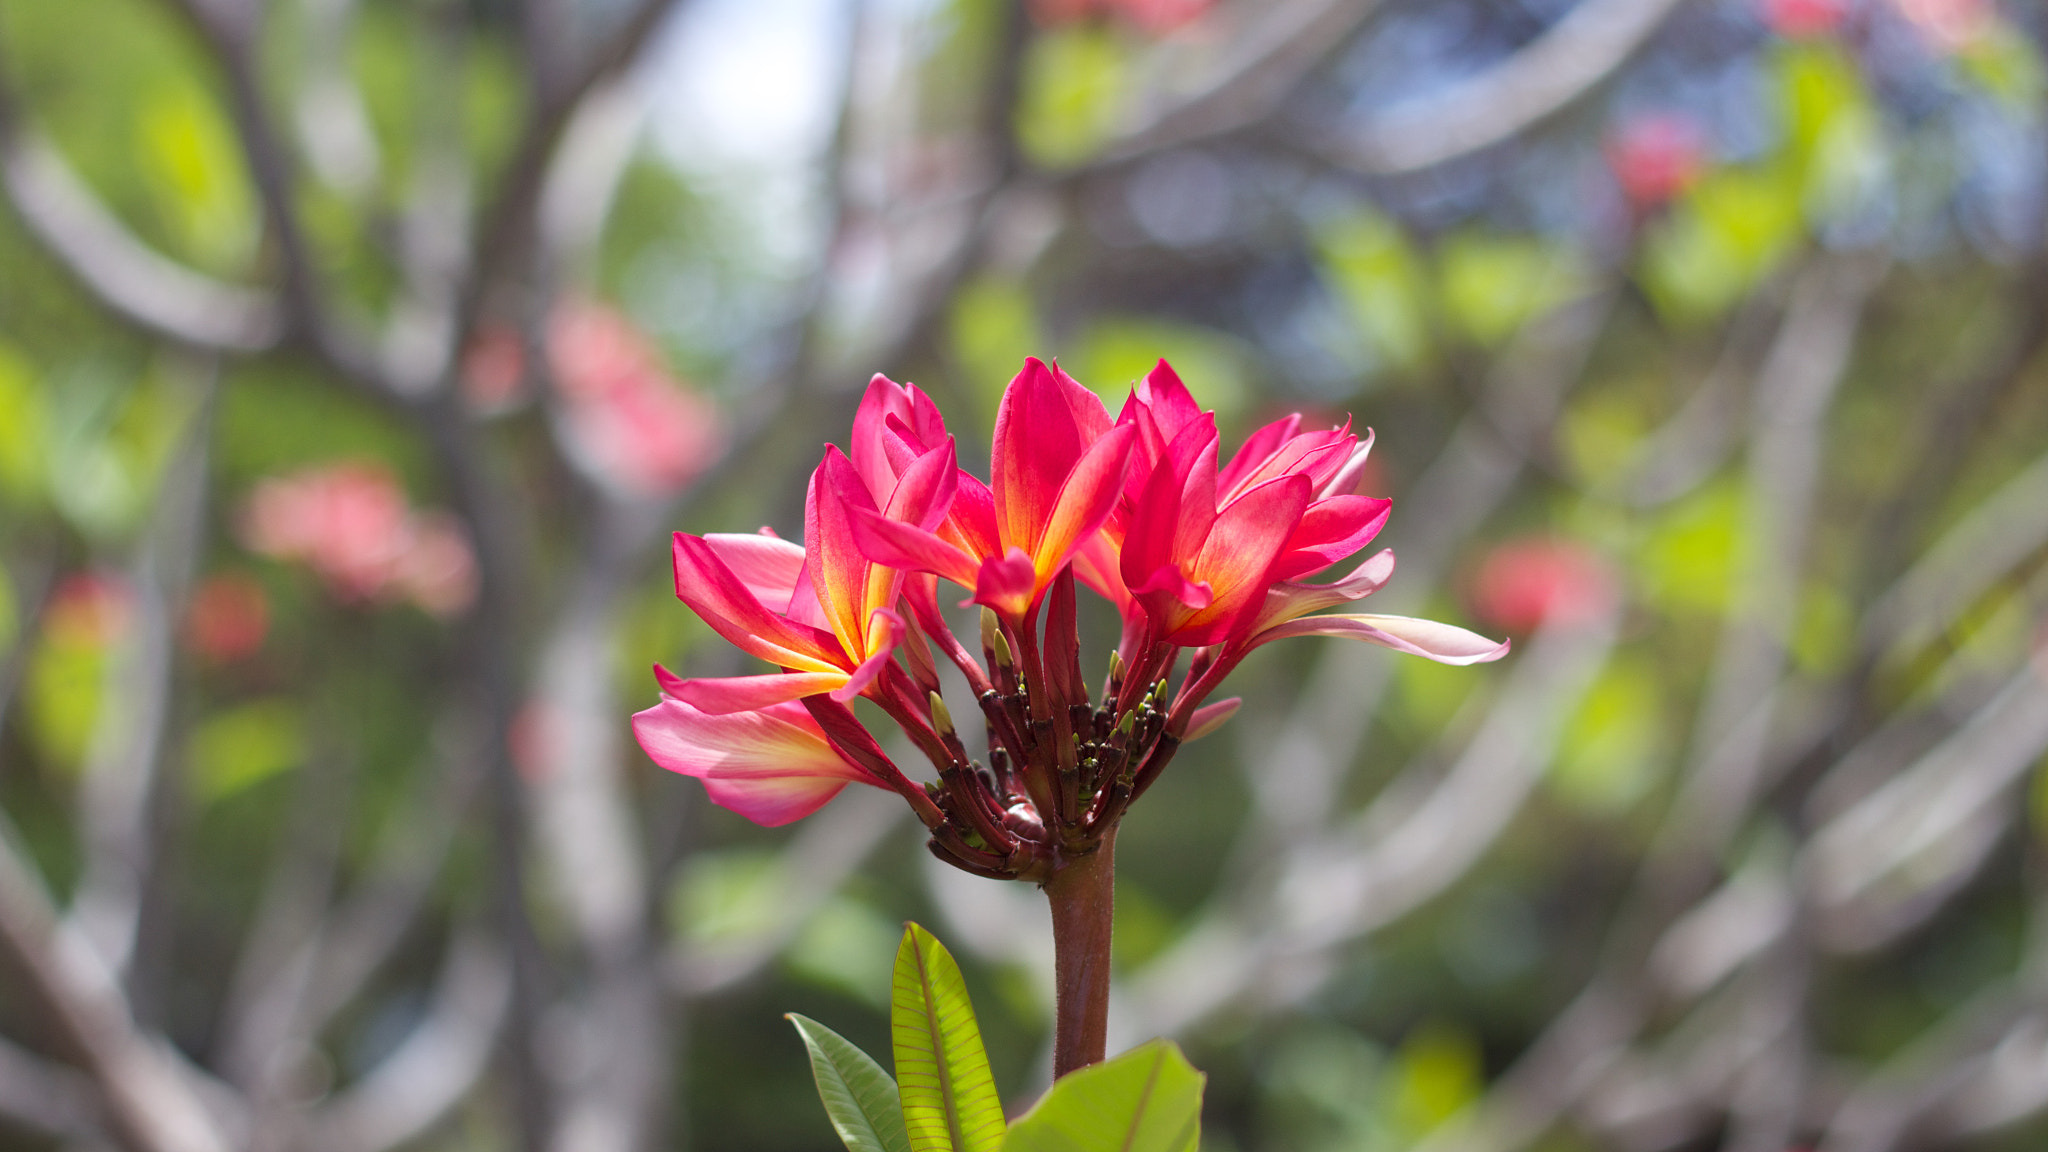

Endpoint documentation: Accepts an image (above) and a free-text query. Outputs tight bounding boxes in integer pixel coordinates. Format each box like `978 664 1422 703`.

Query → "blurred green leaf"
26 641 106 771
188 699 305 804
1558 391 1651 490
1004 1039 1203 1152
1383 1022 1480 1137
789 894 903 1010
1790 584 1854 676
1551 656 1666 814
950 278 1046 429
789 1013 915 1152
672 849 788 946
1635 481 1741 615
1017 27 1129 167
1435 232 1583 349
1069 319 1247 427
135 81 255 269
0 562 18 654
893 922 1005 1152
1314 209 1432 374
1641 167 1805 325
0 343 47 504
1775 42 1885 220
1960 25 2047 110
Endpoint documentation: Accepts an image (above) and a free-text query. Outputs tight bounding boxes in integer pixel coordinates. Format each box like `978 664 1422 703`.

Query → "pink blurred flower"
182 573 270 663
461 323 529 413
548 303 720 498
1469 537 1617 633
1606 114 1706 210
240 461 477 617
1030 0 1212 31
1893 0 1992 50
1762 0 1849 37
44 572 134 650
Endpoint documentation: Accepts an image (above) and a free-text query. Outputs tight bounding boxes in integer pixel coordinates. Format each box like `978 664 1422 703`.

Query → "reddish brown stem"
1044 829 1116 1079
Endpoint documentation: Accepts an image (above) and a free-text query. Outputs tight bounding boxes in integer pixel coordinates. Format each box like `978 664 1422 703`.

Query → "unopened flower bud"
929 691 957 740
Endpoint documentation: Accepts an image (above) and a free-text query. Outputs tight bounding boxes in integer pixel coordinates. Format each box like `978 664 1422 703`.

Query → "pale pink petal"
1317 429 1376 500
1250 613 1510 664
632 698 877 826
673 672 851 714
1244 549 1397 637
1185 697 1241 742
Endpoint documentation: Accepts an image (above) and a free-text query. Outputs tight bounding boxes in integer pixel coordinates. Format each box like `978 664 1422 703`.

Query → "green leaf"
1003 1040 1204 1152
892 922 1006 1152
788 1014 914 1152
187 699 305 804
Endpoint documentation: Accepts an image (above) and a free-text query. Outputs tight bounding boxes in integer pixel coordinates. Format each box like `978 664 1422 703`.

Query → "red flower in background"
183 573 269 663
1606 114 1706 210
240 461 477 617
1469 537 1617 633
1762 0 1849 37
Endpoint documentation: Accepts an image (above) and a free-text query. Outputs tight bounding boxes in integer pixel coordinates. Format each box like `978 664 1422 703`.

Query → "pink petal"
992 358 1111 557
1244 549 1397 637
674 671 851 714
1071 532 1136 626
1268 495 1392 582
939 471 1002 562
632 698 876 826
848 507 982 588
851 375 947 501
1216 413 1300 497
654 662 689 699
1033 422 1137 579
882 438 960 534
805 449 882 657
1185 697 1241 742
969 545 1039 619
671 534 846 674
702 532 806 613
1250 613 1511 665
833 608 905 702
1129 564 1214 610
1167 474 1311 647
1317 430 1376 500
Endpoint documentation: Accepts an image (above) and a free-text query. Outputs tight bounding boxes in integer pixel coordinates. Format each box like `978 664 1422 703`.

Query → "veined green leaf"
1003 1040 1204 1152
892 923 1006 1152
788 1014 913 1152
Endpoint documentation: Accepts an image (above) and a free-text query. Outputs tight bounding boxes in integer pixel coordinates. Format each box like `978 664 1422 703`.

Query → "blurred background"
2 0 2047 1148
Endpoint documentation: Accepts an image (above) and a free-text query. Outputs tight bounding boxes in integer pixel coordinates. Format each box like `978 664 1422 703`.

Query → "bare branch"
0 1036 104 1143
0 117 280 351
0 819 235 1152
307 931 511 1152
1315 0 1693 174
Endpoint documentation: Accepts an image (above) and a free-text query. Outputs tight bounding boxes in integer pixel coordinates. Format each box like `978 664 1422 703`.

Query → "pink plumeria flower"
847 357 1136 625
632 356 1506 879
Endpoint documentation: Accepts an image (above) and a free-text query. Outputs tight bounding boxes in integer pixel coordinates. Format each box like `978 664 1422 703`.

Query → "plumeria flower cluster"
633 359 1508 882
